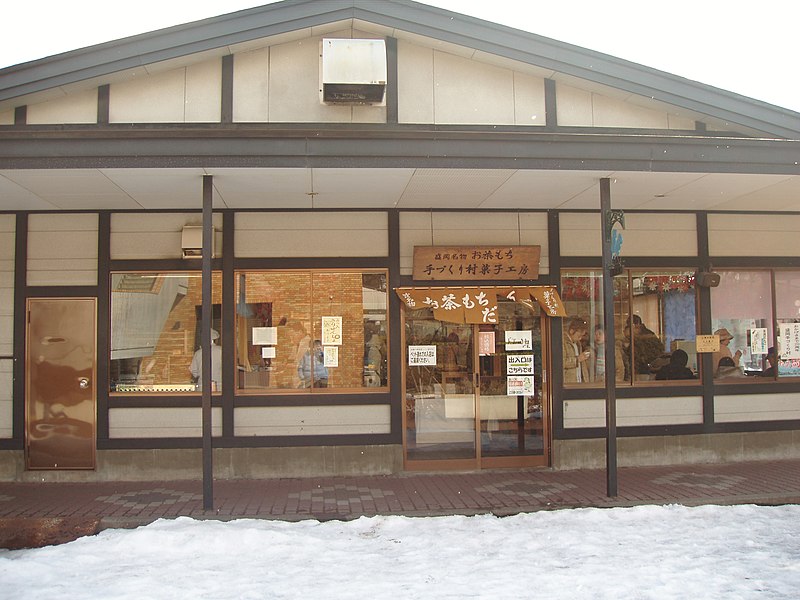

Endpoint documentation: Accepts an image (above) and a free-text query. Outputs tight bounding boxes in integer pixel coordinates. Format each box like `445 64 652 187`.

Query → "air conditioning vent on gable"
320 38 387 105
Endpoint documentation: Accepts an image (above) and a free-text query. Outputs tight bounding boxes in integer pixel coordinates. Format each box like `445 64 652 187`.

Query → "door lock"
78 377 90 389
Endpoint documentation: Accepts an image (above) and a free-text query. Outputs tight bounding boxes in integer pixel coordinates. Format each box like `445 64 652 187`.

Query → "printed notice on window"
507 375 534 396
507 354 534 375
321 316 343 346
750 327 768 355
779 323 800 359
252 327 278 346
324 346 339 368
408 345 437 366
505 330 532 351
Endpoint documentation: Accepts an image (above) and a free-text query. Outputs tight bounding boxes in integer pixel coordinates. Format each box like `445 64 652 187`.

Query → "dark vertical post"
202 175 214 511
600 178 618 497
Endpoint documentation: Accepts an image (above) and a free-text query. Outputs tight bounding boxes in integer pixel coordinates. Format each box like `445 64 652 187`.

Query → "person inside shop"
655 348 696 380
758 347 778 378
716 356 745 378
189 328 223 391
712 328 742 376
563 317 591 383
622 315 663 379
298 339 329 388
592 325 624 382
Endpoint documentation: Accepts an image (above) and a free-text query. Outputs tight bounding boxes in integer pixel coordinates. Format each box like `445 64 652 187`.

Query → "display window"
234 270 388 393
109 272 223 393
560 269 698 385
712 270 800 380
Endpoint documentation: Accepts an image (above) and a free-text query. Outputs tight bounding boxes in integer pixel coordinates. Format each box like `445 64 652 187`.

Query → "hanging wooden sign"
413 246 540 281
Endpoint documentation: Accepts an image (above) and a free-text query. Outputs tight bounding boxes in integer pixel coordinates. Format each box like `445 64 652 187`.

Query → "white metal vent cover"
320 38 387 105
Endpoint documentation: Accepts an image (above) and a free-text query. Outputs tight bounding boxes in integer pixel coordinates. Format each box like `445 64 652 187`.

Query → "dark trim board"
3 128 799 175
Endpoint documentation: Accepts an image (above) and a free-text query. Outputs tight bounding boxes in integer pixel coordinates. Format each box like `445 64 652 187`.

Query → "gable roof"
2 0 799 139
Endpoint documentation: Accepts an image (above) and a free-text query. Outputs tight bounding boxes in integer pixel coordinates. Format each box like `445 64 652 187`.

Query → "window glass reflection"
110 272 223 393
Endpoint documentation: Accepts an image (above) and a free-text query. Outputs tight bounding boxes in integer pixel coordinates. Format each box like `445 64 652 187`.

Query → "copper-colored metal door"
26 298 97 470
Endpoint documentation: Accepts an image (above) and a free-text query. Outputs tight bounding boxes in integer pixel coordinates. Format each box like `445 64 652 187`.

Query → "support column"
600 178 618 497
202 175 214 511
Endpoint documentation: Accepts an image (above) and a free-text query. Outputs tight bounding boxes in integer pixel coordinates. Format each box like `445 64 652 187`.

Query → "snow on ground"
2 504 799 599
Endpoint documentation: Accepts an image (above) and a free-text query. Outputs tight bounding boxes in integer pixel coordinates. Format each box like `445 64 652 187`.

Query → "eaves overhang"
1 125 798 175
1 0 799 139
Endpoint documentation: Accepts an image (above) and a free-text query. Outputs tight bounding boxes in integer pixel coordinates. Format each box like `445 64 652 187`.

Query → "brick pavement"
1 459 799 549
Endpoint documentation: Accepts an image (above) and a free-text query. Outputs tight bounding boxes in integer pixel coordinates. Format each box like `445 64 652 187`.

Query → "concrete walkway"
1 459 799 549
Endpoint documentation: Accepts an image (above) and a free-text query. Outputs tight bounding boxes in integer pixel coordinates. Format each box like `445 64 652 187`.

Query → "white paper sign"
321 316 343 346
261 346 276 359
505 330 532 351
507 354 534 375
324 346 339 368
507 375 535 396
252 327 277 345
409 345 437 366
750 327 768 355
779 323 800 359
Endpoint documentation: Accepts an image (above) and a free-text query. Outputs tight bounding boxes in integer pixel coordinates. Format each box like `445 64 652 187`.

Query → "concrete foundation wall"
0 445 403 482
553 430 800 470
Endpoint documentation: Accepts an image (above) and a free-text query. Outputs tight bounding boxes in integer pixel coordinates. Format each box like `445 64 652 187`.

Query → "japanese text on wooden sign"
413 246 540 281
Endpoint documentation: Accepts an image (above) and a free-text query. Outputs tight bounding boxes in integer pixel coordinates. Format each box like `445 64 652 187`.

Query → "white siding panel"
0 360 11 438
235 211 387 257
269 38 351 123
0 216 13 356
397 41 434 124
0 110 13 125
561 212 696 257
185 59 222 122
26 88 98 124
433 51 515 125
715 393 800 423
109 407 222 438
709 214 800 256
513 72 546 126
111 213 224 260
559 212 601 256
563 396 703 428
622 213 697 256
110 68 186 122
27 214 97 286
234 405 391 436
233 48 270 122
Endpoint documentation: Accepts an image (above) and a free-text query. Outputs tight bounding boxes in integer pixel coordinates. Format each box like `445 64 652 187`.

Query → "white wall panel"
109 407 222 438
433 51 515 125
111 213 223 260
0 215 14 356
557 83 676 129
26 89 98 124
233 48 270 122
709 214 800 256
0 110 13 125
397 41 434 124
234 405 390 436
0 360 12 439
27 213 97 286
563 396 703 428
715 393 800 423
235 211 387 257
110 58 221 123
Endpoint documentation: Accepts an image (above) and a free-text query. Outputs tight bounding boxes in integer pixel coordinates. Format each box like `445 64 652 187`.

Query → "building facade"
1 0 799 482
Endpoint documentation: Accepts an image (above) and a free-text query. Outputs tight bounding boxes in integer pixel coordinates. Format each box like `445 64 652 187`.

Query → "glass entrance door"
403 295 548 470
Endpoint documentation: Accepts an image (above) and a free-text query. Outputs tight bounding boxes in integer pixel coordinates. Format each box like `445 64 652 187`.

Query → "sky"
2 504 800 599
2 0 799 112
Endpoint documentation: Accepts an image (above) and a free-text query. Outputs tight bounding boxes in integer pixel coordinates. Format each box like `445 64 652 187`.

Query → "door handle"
78 377 90 389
